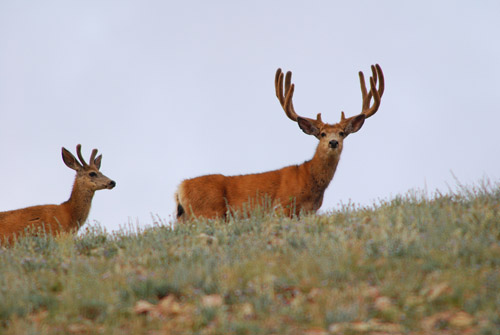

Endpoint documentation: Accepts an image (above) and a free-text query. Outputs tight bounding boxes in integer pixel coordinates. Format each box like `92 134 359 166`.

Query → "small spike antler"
76 144 99 169
275 68 324 127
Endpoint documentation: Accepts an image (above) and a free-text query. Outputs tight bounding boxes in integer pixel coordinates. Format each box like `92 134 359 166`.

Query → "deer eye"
321 132 326 138
89 172 98 177
339 131 346 137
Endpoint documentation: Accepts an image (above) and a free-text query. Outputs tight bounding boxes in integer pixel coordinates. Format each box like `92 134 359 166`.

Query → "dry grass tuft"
1 181 499 334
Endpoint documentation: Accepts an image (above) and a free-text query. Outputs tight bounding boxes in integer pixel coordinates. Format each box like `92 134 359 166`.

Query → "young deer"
176 64 384 220
0 145 116 242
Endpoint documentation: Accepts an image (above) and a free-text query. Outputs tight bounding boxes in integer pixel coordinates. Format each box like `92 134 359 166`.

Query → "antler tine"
275 68 299 122
359 64 384 119
359 71 369 111
275 68 285 106
316 113 323 123
375 64 385 97
361 65 380 106
89 149 98 167
76 144 89 167
370 64 378 86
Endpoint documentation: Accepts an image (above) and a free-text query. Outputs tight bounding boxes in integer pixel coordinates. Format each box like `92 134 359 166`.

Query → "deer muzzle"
329 140 339 149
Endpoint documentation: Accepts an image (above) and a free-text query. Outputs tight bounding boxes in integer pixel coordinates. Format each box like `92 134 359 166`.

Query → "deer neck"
306 144 341 192
64 178 95 228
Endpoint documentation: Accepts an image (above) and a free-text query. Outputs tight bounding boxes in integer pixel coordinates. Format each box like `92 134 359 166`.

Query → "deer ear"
94 155 102 170
344 114 366 135
62 147 82 170
297 117 320 137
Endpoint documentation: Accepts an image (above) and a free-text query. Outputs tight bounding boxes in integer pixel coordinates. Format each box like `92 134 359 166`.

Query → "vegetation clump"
1 182 499 334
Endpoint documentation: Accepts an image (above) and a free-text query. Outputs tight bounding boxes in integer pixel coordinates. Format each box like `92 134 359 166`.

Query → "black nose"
329 140 339 148
109 180 116 188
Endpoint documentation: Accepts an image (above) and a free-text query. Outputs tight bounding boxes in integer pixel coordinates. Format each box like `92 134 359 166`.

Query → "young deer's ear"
62 147 82 170
344 114 366 135
297 117 321 138
94 155 102 170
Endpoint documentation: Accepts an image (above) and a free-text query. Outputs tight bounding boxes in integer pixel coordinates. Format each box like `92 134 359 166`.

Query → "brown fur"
176 65 384 221
176 123 351 219
0 145 115 243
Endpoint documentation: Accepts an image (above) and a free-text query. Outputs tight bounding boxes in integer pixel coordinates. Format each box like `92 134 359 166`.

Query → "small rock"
450 311 474 328
134 300 156 314
427 282 451 301
157 295 181 316
374 296 393 311
202 294 223 308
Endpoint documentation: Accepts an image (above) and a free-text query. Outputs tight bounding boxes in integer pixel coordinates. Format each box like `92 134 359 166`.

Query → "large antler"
341 64 385 122
275 68 324 124
359 64 384 118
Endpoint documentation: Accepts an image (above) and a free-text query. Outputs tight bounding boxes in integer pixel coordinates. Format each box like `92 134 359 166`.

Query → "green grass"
1 181 499 334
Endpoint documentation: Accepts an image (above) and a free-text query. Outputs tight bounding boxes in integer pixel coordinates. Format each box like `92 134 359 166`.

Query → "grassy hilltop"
0 182 499 334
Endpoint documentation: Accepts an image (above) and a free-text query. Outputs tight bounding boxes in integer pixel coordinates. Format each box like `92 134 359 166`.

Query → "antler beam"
275 68 298 121
275 68 323 124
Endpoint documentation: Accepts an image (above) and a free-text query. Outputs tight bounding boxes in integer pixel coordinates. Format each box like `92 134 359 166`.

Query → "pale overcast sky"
1 1 499 232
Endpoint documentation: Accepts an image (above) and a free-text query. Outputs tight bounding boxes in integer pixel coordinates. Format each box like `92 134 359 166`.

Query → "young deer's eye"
321 132 326 138
89 172 98 177
339 131 345 137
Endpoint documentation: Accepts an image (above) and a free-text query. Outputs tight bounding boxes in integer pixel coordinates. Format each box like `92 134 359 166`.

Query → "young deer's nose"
329 140 339 148
109 180 116 188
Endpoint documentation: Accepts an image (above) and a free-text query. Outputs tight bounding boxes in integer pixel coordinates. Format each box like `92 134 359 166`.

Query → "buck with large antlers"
0 145 116 243
176 64 384 220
